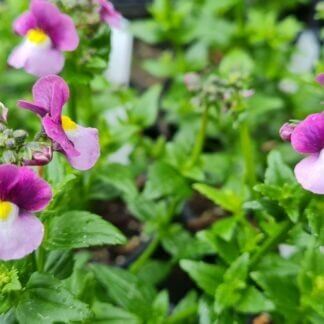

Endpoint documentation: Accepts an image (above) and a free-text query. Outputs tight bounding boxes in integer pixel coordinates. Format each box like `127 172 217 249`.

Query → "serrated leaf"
45 211 126 249
15 273 90 324
180 260 224 296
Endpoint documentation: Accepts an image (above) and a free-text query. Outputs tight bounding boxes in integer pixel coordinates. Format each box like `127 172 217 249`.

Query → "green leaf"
45 211 126 250
236 287 274 314
92 302 141 324
144 162 191 200
180 260 224 296
264 151 295 186
91 264 156 321
214 254 249 313
15 273 90 324
132 84 162 127
193 183 242 213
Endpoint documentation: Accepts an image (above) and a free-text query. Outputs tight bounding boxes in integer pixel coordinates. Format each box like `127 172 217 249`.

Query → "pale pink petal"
7 43 30 69
294 151 324 194
66 125 100 170
24 47 65 77
0 212 44 261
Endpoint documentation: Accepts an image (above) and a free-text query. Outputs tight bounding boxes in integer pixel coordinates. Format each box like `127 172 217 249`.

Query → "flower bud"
13 130 28 145
2 150 17 164
5 138 16 149
24 144 53 166
279 123 296 142
184 73 201 91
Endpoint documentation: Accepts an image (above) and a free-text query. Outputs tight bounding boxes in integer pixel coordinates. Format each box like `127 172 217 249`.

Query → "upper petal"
8 167 52 212
13 11 37 36
0 165 20 201
30 0 62 32
18 100 48 117
49 14 79 51
291 113 324 154
32 75 69 119
66 125 100 170
295 151 324 194
0 211 44 261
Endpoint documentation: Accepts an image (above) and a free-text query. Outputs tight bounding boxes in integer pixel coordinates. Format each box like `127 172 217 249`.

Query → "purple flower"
286 113 324 194
19 75 100 171
316 73 324 86
8 0 79 77
0 164 52 260
96 0 123 28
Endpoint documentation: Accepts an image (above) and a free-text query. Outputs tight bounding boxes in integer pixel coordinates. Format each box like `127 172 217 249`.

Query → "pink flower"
0 164 52 260
279 122 296 142
95 0 123 28
8 0 79 77
283 113 324 194
316 73 324 86
19 75 100 171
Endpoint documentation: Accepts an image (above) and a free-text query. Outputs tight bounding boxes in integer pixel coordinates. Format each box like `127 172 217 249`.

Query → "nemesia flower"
316 73 324 86
95 0 123 28
0 164 52 260
8 0 79 77
18 75 100 171
282 113 324 194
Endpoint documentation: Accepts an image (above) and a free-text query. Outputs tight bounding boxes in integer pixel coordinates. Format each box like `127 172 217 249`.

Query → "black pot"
111 0 152 19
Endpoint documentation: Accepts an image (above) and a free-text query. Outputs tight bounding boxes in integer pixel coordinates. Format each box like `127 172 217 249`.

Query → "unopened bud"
5 138 15 149
279 123 296 142
13 130 28 145
2 150 17 164
3 129 13 138
184 73 201 91
24 144 53 166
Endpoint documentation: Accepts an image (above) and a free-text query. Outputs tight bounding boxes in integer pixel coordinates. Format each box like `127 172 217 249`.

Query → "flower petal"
291 113 324 154
42 115 79 158
13 11 37 36
18 100 48 117
25 47 65 77
0 165 19 201
7 42 31 69
294 151 324 194
32 75 70 121
7 166 52 212
0 211 44 261
66 125 100 170
30 0 61 32
97 0 122 28
49 14 79 51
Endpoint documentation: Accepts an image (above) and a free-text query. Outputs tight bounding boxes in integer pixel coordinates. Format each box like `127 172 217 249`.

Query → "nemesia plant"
8 0 79 76
19 75 100 170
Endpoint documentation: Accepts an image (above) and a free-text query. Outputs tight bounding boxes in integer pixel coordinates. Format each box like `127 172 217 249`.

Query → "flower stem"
187 103 209 168
240 120 256 188
69 84 78 123
130 235 160 274
35 246 45 272
249 220 294 269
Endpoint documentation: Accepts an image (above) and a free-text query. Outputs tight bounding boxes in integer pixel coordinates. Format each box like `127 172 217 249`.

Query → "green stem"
250 220 294 269
240 121 256 188
35 247 45 272
130 235 160 274
187 103 209 168
69 84 78 123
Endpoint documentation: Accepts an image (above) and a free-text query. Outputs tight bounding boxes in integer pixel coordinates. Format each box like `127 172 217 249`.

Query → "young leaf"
45 211 126 250
15 273 90 324
180 260 224 296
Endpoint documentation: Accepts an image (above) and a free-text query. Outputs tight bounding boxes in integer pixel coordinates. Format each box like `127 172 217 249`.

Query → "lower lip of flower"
62 115 78 132
0 201 15 221
26 28 49 45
